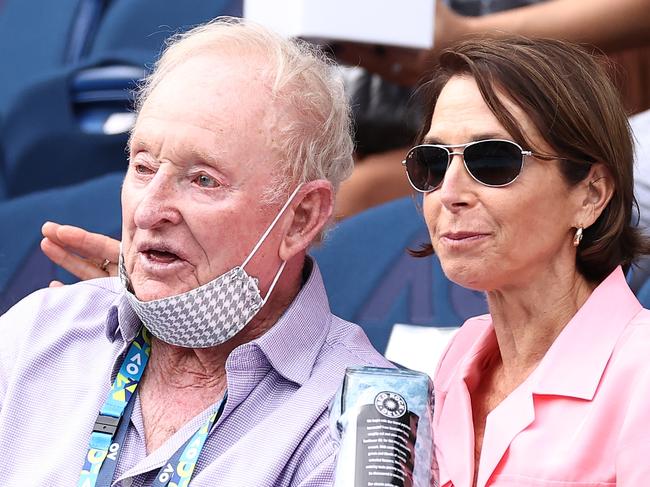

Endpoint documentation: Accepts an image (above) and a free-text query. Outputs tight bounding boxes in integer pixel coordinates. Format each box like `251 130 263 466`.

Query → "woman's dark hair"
412 35 650 283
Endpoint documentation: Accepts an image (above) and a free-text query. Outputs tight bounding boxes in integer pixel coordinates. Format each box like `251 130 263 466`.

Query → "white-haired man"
0 19 389 486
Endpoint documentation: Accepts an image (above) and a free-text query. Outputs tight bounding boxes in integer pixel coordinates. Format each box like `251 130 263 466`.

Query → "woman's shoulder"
611 307 650 366
627 306 650 327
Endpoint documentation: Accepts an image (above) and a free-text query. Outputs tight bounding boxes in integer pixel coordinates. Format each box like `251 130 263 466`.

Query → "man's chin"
131 278 195 302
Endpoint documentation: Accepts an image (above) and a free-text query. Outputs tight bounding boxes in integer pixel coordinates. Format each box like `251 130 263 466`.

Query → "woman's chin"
440 262 491 292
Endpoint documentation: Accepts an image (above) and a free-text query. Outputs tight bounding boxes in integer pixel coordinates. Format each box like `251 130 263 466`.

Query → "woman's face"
422 75 586 291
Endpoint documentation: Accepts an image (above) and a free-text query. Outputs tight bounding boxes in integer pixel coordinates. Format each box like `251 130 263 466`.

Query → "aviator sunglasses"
402 139 564 193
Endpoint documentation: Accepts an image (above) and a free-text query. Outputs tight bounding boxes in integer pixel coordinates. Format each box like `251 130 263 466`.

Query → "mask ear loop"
241 184 304 302
259 260 287 305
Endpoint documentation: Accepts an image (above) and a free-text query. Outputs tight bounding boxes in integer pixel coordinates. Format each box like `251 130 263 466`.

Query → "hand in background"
332 0 650 86
330 2 467 86
41 222 120 286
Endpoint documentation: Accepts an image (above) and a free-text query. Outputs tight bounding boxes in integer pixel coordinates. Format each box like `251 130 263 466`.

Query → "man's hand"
41 222 120 287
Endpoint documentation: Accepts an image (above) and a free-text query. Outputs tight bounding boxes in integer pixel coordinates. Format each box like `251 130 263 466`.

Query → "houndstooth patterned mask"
119 185 301 348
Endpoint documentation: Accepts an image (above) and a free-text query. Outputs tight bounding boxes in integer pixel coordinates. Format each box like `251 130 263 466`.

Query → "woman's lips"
439 231 490 249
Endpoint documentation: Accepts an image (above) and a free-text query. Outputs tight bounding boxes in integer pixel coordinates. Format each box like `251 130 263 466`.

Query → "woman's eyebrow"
422 136 444 145
422 132 508 145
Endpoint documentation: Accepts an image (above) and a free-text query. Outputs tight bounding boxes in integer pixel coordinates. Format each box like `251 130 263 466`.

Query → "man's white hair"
135 17 354 204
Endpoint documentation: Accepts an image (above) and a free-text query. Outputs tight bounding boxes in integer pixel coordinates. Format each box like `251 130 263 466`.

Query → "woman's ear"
579 163 614 228
279 180 334 261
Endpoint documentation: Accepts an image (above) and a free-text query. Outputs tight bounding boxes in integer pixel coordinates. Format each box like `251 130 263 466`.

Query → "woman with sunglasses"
403 36 650 486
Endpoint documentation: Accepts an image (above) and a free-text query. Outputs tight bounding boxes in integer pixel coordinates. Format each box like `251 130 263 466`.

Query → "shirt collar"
532 266 641 399
107 257 332 387
105 287 141 344
242 257 332 386
438 266 642 400
440 315 495 393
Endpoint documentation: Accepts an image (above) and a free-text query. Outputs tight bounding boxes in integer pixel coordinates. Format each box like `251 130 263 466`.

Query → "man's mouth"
143 249 180 263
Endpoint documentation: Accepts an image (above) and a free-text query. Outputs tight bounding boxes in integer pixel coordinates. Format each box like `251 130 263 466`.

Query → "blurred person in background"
404 36 650 485
0 18 389 486
334 0 650 222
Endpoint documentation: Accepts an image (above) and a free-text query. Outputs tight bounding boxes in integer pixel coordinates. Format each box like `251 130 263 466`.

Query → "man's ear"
578 163 614 228
279 180 334 261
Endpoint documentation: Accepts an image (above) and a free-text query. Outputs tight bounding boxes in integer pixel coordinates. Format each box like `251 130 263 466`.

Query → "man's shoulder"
0 277 122 347
322 315 392 368
2 277 121 319
0 278 122 401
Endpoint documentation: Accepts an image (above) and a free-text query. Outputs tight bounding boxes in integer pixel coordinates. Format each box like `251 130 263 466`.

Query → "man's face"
121 52 285 301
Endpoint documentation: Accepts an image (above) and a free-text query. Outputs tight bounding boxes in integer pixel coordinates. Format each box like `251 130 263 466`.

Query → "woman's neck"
486 266 595 377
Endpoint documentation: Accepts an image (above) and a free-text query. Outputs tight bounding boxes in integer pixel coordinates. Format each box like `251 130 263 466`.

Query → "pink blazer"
433 266 650 486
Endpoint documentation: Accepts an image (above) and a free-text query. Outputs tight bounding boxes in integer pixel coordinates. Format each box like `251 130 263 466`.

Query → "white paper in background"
244 0 434 49
385 324 460 379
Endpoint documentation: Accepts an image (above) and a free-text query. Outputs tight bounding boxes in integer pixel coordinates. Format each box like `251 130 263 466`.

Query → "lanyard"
78 327 152 487
151 402 224 487
78 328 226 487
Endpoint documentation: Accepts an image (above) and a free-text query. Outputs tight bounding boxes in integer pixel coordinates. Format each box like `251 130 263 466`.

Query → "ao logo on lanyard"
77 327 226 487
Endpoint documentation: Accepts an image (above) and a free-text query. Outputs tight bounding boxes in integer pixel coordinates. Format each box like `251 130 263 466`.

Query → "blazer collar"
531 266 641 399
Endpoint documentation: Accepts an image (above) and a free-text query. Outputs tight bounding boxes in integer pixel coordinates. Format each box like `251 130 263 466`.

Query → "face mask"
119 185 303 348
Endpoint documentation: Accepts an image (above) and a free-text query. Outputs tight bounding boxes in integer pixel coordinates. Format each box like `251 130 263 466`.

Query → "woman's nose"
437 154 477 210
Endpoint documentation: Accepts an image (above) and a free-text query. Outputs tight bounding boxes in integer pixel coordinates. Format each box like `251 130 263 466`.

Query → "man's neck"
142 255 305 384
136 258 306 452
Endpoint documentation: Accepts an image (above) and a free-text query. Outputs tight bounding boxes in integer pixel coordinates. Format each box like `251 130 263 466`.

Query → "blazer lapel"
475 387 535 487
436 380 475 487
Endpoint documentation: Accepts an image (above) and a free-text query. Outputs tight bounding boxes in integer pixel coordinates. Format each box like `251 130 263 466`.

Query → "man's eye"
134 164 153 175
196 174 218 188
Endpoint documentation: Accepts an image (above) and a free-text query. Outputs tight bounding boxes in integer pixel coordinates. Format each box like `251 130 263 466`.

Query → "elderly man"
0 18 389 486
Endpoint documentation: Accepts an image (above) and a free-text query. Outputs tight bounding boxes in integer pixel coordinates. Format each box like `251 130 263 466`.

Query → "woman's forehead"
427 75 540 146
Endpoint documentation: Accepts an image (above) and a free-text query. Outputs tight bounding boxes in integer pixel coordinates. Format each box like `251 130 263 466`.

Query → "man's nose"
133 173 182 229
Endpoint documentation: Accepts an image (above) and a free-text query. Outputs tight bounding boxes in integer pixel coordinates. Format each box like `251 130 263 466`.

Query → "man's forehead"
152 50 269 95
129 128 225 157
140 54 274 123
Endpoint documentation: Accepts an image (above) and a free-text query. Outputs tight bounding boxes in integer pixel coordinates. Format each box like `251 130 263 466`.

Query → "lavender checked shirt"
0 261 391 486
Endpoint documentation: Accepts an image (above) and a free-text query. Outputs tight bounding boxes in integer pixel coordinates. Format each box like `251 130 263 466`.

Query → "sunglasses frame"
402 138 561 193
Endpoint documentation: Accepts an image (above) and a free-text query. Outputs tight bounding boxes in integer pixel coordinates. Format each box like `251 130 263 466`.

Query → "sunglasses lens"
464 140 523 186
405 146 449 191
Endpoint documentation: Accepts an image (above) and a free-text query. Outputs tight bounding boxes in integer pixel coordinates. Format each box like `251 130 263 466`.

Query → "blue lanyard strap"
78 328 227 487
78 327 151 487
152 395 226 487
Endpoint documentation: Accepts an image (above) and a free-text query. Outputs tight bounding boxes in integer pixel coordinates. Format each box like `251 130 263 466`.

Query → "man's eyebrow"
128 135 149 154
127 133 228 172
422 132 508 145
187 147 226 169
